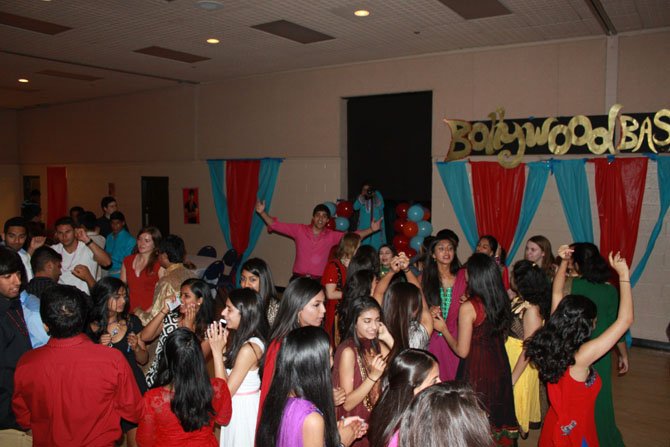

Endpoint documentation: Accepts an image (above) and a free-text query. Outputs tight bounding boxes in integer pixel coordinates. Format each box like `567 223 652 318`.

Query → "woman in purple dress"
256 326 367 447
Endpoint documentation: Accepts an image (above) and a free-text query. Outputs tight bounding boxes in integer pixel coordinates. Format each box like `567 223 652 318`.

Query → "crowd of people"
0 194 634 447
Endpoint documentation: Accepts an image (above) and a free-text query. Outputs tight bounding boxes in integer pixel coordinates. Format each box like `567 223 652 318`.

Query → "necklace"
439 286 453 319
355 346 379 413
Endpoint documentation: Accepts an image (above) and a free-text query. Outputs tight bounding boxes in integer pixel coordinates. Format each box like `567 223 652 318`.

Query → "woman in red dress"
526 246 634 447
121 226 162 312
322 232 361 345
137 326 231 447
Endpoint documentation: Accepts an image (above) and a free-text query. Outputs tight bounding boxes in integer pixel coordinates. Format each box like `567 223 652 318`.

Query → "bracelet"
367 376 379 383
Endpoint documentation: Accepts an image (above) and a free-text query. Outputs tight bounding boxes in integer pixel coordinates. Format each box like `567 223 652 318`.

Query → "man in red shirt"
12 284 142 447
255 201 381 281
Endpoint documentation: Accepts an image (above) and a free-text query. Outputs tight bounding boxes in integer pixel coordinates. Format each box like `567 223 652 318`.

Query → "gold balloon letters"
444 105 670 168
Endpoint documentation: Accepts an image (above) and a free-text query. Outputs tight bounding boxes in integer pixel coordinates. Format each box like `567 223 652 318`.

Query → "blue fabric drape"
552 159 594 243
506 160 551 265
207 160 233 250
631 156 670 286
239 158 283 283
436 161 479 251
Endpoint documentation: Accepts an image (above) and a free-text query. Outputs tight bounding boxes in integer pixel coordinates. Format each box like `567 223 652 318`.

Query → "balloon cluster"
392 203 432 258
323 201 353 231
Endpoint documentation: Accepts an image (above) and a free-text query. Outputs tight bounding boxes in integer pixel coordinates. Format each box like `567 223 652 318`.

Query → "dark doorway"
23 176 40 202
141 177 169 237
346 91 432 236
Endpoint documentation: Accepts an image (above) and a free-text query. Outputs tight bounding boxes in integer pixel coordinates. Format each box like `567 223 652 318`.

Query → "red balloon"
336 201 354 218
403 221 418 238
395 202 410 219
422 207 431 221
326 219 336 230
393 218 408 233
393 235 409 250
404 247 417 258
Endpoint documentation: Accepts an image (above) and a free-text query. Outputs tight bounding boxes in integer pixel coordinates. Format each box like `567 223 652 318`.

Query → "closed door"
141 177 169 237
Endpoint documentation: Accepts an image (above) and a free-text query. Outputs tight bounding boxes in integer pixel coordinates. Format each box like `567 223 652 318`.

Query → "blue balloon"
335 217 350 231
417 220 433 237
323 201 337 216
410 236 424 251
407 204 424 222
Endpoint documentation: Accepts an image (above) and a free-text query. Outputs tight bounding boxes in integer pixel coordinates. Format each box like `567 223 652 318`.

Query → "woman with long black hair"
217 288 267 447
239 258 280 327
136 327 232 446
441 253 518 445
256 326 366 447
141 278 215 388
332 297 394 446
88 277 149 447
367 349 440 447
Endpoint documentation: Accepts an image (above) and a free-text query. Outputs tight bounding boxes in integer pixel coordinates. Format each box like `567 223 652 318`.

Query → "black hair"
257 327 339 447
422 236 462 308
570 242 611 284
54 216 75 229
4 216 27 234
101 196 116 210
154 328 215 432
435 229 459 246
368 349 438 447
40 284 87 339
511 260 551 320
87 277 129 343
0 246 24 277
180 278 215 339
158 234 186 264
525 295 597 383
21 203 42 221
382 282 423 360
240 258 278 313
30 245 62 274
224 288 267 369
269 277 323 341
399 382 492 447
109 211 126 222
465 253 512 335
348 244 379 279
338 269 376 337
313 204 331 218
78 211 98 231
69 206 84 216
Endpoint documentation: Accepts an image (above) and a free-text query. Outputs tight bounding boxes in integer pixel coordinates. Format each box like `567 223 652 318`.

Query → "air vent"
133 46 210 63
251 20 334 44
0 12 71 35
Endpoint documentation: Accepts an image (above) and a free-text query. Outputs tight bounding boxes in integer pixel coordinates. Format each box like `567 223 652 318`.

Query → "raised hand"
370 218 383 232
183 303 197 330
72 264 94 283
608 251 630 278
377 322 394 348
74 227 90 243
557 244 573 260
28 236 46 253
366 353 387 381
255 200 266 214
100 333 112 346
207 321 228 354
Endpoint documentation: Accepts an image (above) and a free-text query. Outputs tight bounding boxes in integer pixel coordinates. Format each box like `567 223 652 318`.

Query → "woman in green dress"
568 242 628 447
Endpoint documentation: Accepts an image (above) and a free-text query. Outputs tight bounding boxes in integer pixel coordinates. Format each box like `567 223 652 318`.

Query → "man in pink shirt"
255 201 380 281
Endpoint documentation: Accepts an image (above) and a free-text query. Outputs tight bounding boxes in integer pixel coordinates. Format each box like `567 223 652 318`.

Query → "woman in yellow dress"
505 260 551 437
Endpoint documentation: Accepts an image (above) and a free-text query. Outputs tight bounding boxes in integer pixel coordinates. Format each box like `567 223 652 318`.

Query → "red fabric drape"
225 160 260 254
471 161 525 252
46 167 68 229
594 157 648 265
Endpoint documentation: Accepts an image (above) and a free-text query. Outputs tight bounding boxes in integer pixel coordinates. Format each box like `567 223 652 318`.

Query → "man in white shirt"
50 217 111 294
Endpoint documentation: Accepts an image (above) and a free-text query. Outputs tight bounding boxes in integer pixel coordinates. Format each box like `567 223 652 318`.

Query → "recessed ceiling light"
18 78 30 83
196 0 224 11
354 9 370 17
206 38 220 44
